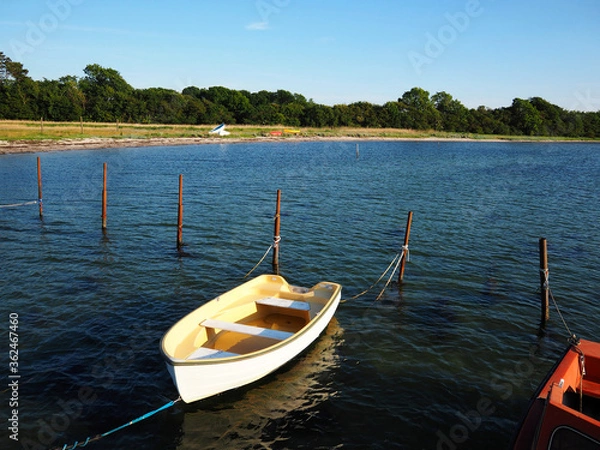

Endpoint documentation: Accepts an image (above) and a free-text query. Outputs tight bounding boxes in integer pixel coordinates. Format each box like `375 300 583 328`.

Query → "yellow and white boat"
160 274 342 403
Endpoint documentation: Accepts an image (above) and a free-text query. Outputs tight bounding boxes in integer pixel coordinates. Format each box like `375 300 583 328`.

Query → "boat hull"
511 339 600 449
161 275 341 403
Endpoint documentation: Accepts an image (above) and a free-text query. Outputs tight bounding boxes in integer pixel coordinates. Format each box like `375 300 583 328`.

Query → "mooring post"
101 163 108 230
37 157 43 219
539 237 550 324
177 174 183 249
398 211 413 283
272 189 281 275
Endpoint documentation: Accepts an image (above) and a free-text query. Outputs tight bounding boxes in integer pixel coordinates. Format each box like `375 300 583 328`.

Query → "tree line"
1 52 599 138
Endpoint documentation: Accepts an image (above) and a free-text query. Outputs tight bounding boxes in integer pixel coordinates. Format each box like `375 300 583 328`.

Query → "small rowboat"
160 274 342 403
511 338 600 449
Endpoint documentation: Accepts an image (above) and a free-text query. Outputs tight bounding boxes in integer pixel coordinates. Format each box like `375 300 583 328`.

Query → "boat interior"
200 297 312 356
560 343 600 422
163 279 340 362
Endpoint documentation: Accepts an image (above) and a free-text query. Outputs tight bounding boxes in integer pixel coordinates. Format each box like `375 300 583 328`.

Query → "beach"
2 134 592 155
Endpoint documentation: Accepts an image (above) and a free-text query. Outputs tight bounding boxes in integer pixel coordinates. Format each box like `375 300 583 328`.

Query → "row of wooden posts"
33 158 551 306
33 158 413 281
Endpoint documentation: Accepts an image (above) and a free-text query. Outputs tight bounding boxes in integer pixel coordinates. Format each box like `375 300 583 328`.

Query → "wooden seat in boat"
187 347 239 360
255 297 310 311
201 319 294 341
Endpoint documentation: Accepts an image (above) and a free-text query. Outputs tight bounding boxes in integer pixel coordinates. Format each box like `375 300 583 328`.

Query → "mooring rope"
540 268 550 290
51 397 181 450
0 199 39 208
540 267 577 341
375 249 406 302
548 286 575 340
244 234 282 278
343 253 400 302
244 244 274 278
343 247 410 303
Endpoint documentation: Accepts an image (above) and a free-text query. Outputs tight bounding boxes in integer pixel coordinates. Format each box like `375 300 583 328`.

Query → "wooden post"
398 211 413 283
37 157 43 219
101 163 108 230
539 237 550 324
177 174 183 249
272 189 281 275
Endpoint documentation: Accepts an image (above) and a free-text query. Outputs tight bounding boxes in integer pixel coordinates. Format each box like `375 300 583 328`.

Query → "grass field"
0 119 596 142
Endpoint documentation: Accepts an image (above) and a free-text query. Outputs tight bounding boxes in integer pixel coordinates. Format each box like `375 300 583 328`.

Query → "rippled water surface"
1 141 599 449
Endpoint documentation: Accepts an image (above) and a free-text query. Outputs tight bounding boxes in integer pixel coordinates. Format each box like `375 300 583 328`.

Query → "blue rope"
101 398 180 438
53 397 181 449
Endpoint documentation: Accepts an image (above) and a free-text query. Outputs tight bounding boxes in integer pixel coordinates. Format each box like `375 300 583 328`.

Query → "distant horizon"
1 1 599 112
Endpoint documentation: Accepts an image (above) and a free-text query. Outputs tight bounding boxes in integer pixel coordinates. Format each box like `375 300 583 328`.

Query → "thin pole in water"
37 157 43 219
272 189 281 275
177 174 183 249
101 163 108 230
398 211 413 283
539 237 550 324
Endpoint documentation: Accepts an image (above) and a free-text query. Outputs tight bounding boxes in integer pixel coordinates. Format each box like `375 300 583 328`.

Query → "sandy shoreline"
0 135 455 154
0 135 593 155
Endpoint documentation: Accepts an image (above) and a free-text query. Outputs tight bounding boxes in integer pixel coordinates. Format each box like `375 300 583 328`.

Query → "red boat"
511 338 600 449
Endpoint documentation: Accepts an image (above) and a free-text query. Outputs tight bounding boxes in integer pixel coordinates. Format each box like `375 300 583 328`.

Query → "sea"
1 140 599 450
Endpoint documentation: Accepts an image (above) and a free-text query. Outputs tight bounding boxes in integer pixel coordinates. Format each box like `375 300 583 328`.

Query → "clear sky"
1 0 599 111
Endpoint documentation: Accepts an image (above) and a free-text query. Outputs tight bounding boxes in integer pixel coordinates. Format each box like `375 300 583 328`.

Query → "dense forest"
1 52 599 138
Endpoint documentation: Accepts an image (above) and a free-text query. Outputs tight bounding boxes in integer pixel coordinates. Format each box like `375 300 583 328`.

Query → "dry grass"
0 120 453 141
1 120 595 143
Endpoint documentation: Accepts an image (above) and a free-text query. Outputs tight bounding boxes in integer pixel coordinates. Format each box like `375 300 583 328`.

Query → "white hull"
161 275 341 403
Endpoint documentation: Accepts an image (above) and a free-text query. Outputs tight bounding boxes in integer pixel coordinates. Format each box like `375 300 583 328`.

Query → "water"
1 141 599 450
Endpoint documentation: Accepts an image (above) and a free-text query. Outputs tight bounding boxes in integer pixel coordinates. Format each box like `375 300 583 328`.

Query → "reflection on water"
177 319 343 449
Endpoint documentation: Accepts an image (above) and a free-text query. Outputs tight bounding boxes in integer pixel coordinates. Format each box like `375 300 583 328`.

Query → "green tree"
510 98 543 135
281 102 305 127
0 56 38 119
302 102 334 127
348 102 381 127
136 87 187 123
79 64 134 122
432 91 469 132
529 97 566 136
332 104 355 127
379 102 402 128
399 87 441 130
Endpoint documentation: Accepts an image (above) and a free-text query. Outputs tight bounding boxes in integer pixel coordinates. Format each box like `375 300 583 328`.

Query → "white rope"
402 244 410 262
244 244 274 278
0 200 38 208
375 248 406 301
540 268 549 289
548 287 575 339
344 253 400 302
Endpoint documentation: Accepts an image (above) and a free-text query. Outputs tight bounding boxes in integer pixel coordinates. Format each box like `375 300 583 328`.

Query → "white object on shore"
209 123 230 136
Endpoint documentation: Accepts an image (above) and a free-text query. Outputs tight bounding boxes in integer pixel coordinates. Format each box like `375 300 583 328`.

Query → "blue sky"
1 0 599 111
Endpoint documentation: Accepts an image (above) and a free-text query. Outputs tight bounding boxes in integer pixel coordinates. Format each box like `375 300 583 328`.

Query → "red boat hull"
511 339 600 449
